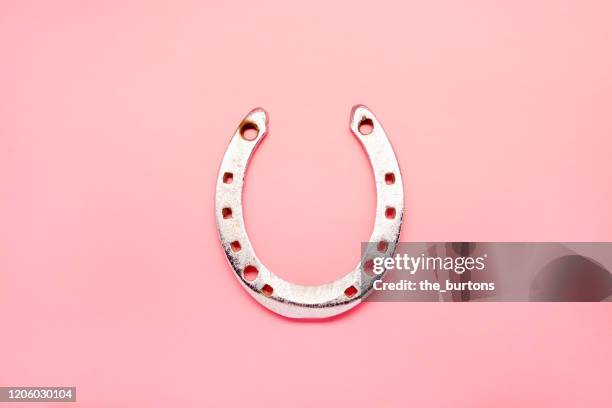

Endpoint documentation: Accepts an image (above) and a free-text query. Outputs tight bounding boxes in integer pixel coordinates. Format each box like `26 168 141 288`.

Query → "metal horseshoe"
215 105 404 318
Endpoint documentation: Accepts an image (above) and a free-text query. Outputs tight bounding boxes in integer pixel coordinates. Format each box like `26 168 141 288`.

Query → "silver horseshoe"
215 105 404 318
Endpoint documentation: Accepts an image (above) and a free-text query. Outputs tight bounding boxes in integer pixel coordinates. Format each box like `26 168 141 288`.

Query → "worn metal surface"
215 105 404 318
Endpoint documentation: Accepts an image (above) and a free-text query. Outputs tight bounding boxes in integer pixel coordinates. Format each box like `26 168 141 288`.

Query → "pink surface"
1 1 611 406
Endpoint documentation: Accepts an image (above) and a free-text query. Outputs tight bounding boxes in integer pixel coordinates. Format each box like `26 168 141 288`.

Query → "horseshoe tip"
247 107 268 122
350 104 372 118
239 108 268 139
350 104 376 135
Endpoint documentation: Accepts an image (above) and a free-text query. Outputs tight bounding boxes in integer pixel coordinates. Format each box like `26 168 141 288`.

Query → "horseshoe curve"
215 105 404 318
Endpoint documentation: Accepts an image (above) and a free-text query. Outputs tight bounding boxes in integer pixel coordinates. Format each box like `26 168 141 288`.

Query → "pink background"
1 1 611 406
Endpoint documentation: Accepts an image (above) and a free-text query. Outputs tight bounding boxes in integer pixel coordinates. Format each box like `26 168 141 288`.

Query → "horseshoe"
215 105 404 318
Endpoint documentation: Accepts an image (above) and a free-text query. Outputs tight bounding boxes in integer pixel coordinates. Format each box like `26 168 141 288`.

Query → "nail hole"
358 118 374 135
240 122 259 141
243 265 259 282
377 241 389 253
261 284 274 297
222 207 233 219
385 207 396 219
344 286 358 298
363 259 375 277
385 172 395 185
223 172 234 184
230 241 242 252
